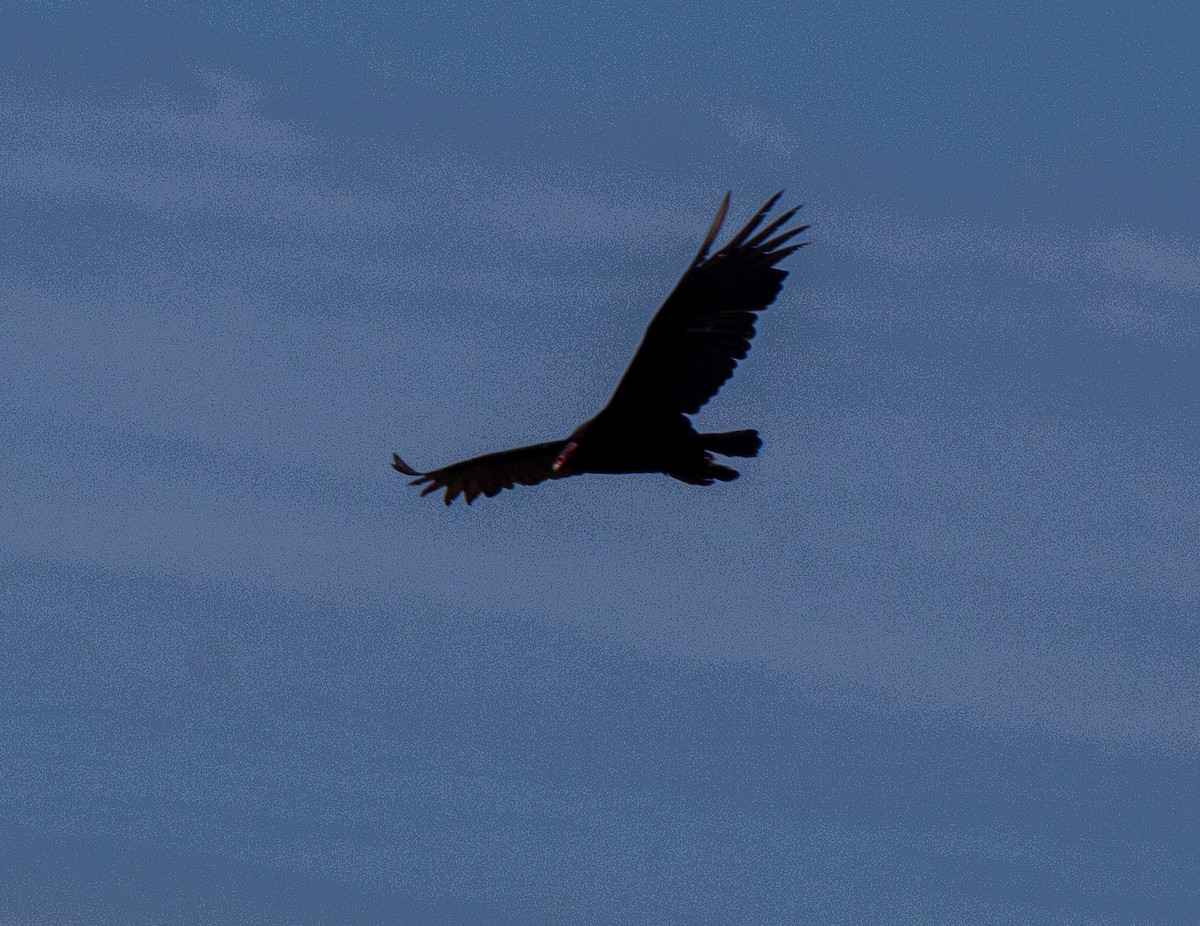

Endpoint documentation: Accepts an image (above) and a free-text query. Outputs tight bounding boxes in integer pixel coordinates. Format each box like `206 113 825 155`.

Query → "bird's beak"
552 441 579 473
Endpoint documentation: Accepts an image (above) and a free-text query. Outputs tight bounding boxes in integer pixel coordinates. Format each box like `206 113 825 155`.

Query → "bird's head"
553 420 594 474
552 440 579 474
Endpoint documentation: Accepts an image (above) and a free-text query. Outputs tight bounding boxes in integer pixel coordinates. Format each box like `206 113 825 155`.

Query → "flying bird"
392 190 809 505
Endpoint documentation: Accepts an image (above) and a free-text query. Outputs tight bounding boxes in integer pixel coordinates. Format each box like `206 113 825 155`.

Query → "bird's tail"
701 429 761 458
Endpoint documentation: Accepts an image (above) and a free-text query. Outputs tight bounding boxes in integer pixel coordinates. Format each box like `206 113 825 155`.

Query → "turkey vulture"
392 191 809 505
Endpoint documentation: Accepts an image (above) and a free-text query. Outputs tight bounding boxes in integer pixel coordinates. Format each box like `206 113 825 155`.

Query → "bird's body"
392 191 808 505
556 414 759 482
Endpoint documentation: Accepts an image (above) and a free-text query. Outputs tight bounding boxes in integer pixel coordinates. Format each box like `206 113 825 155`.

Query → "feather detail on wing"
602 191 809 416
391 440 570 505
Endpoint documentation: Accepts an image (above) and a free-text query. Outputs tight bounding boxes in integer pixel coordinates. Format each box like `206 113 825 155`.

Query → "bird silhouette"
392 191 809 505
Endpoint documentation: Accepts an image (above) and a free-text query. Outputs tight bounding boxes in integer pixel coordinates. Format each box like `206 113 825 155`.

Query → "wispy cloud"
836 200 1189 291
1100 228 1200 295
1 75 725 248
714 100 808 160
1 77 392 229
829 199 1200 347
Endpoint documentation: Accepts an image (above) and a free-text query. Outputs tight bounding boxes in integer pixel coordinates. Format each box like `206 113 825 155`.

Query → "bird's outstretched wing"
601 191 809 417
391 440 571 505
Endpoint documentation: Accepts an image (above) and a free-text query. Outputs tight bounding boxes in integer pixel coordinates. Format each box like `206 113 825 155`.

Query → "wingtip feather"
391 453 422 476
691 191 731 265
725 191 786 250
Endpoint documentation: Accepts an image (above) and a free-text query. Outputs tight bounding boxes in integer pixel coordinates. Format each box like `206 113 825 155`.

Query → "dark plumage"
392 191 809 504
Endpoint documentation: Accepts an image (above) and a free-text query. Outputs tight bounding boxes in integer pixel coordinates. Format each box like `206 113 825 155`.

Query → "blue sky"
2 3 1198 923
